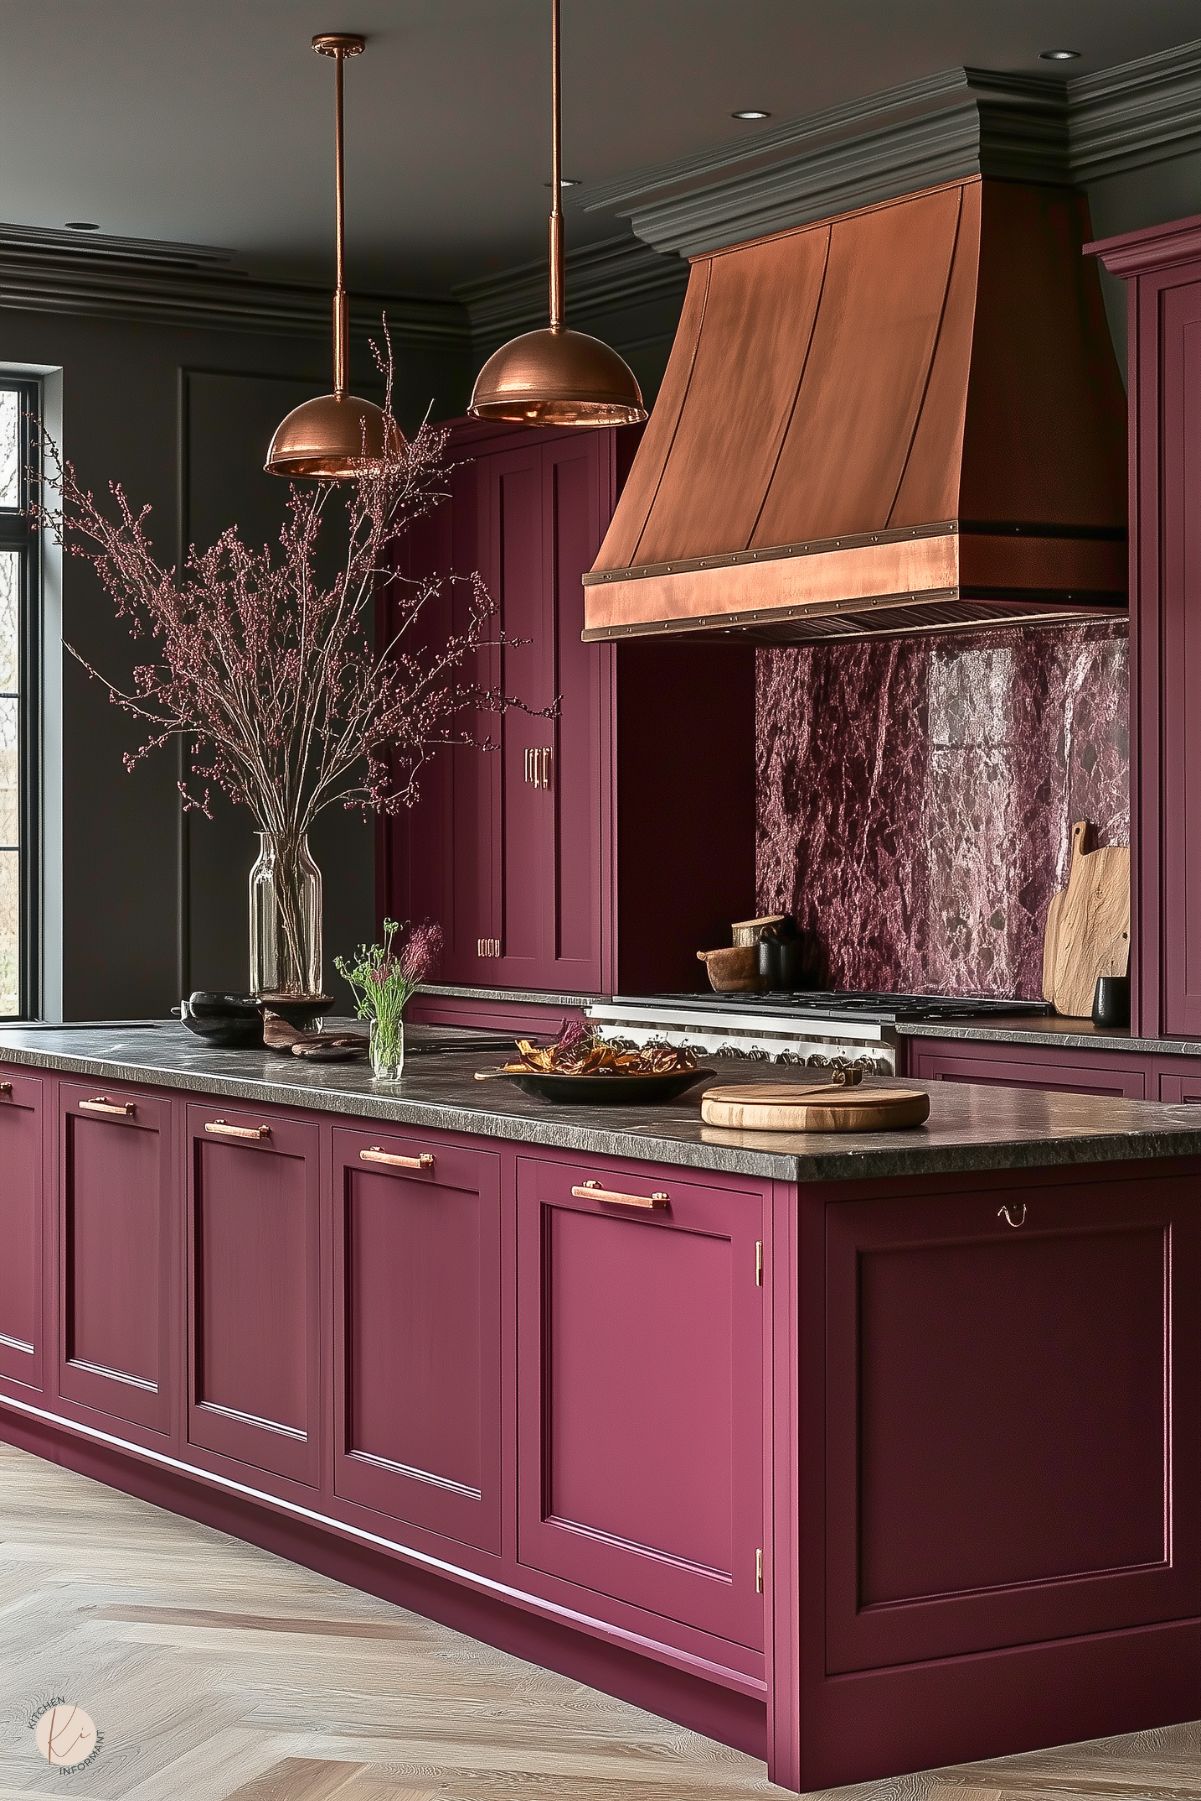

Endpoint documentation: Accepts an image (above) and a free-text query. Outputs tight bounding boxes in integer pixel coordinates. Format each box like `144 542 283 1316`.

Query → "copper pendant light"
469 0 647 427
266 34 403 478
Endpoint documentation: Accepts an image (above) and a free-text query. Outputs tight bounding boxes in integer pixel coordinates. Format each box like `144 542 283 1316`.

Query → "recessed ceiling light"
64 220 100 231
731 108 771 120
1039 48 1081 61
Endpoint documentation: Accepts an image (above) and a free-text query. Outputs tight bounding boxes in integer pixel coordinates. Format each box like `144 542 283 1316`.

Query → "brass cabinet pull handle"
476 937 501 959
998 1202 1027 1229
539 746 553 789
205 1119 271 1141
79 1096 135 1117
572 1179 669 1211
0 1082 11 1097
360 1147 435 1171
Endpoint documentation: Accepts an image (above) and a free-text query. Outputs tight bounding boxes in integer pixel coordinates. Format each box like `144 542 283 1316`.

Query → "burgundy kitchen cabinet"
330 1125 503 1554
385 418 755 1002
516 1153 765 1649
185 1102 321 1486
821 1174 1200 1675
1157 1066 1201 1103
0 1070 43 1395
1092 217 1201 1038
906 1038 1149 1097
55 1082 175 1441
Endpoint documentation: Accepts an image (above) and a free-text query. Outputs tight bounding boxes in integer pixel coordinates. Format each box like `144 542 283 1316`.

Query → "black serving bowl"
180 992 264 1049
507 1067 714 1105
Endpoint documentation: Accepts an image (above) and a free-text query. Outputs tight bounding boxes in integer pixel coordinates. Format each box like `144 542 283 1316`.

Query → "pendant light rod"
314 33 364 398
549 0 564 332
265 30 403 477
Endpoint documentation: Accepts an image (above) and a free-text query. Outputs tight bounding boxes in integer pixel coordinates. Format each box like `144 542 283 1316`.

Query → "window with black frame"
0 376 39 1019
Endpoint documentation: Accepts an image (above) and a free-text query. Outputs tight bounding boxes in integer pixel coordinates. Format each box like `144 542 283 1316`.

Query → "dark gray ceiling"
2 1 1198 293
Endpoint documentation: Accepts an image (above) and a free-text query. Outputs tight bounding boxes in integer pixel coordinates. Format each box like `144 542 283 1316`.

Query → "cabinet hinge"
755 1547 764 1595
755 1240 764 1287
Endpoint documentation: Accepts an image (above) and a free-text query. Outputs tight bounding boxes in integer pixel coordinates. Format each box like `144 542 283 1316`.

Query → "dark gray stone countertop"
897 1013 1201 1056
3 1021 1201 1184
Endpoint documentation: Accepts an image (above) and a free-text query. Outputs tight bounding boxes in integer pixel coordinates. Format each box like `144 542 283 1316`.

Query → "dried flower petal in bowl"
476 1024 712 1104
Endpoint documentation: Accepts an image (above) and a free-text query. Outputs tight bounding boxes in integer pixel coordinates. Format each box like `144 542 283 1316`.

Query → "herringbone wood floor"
0 1444 1196 1801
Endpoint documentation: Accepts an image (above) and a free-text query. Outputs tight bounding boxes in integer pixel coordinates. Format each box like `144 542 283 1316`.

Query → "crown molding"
584 67 1071 257
0 224 467 351
1068 38 1201 183
583 41 1201 259
455 233 687 349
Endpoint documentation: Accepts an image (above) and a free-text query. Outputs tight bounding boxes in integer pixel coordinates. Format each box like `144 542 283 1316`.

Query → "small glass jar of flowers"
335 919 443 1081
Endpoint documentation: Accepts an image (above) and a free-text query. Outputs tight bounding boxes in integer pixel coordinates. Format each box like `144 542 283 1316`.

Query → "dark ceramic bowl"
255 993 335 1034
180 992 264 1049
506 1067 714 1105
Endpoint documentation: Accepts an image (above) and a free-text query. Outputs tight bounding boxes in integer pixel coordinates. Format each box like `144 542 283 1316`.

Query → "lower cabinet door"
185 1104 320 1486
0 1071 43 1393
907 1041 1148 1097
824 1175 1201 1672
331 1127 502 1553
56 1082 174 1437
1159 1070 1201 1102
516 1156 764 1648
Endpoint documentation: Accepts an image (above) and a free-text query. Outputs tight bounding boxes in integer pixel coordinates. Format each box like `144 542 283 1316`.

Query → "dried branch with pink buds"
33 384 541 839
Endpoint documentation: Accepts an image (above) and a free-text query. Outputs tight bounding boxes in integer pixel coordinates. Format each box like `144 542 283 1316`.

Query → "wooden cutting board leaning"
701 1080 930 1133
1041 820 1131 1018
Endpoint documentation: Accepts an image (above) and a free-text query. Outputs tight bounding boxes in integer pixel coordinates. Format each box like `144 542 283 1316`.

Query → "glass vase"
249 830 323 999
370 1016 405 1082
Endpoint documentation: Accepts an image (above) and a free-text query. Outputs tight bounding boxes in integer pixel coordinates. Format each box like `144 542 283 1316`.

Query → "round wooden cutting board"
701 1080 931 1133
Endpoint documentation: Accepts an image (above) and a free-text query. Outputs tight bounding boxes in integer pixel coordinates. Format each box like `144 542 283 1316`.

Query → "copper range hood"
583 178 1128 644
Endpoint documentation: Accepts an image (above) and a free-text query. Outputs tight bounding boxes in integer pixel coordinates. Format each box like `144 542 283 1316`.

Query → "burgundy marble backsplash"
756 623 1129 997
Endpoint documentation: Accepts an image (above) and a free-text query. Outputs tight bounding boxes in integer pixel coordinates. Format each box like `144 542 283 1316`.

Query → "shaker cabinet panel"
185 1104 320 1486
389 458 498 988
824 1177 1201 1673
516 1156 765 1649
331 1127 503 1552
55 1082 175 1438
906 1040 1148 1097
0 1071 43 1394
542 437 607 990
1156 277 1201 1037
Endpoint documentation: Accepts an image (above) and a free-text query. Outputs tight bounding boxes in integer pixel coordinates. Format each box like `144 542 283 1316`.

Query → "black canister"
1091 974 1131 1029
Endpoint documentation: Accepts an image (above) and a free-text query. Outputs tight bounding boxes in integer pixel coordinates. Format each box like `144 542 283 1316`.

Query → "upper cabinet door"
1157 275 1201 1037
0 1071 44 1394
540 436 610 994
184 1103 321 1488
55 1082 175 1440
516 1155 765 1649
485 443 551 986
390 459 498 987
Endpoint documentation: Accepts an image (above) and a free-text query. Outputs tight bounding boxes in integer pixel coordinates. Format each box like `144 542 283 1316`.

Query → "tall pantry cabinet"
1093 216 1201 1039
384 418 756 999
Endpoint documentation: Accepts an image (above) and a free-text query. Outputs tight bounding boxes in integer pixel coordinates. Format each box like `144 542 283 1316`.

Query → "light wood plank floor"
0 1444 1196 1800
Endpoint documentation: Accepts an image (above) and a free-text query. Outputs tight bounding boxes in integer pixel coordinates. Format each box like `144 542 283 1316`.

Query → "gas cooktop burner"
635 991 1051 1023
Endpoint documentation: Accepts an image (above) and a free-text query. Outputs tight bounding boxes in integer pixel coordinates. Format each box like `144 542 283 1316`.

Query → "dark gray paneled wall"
0 302 469 1018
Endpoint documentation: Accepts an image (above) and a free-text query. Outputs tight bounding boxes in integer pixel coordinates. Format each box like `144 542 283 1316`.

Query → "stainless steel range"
586 992 1048 1076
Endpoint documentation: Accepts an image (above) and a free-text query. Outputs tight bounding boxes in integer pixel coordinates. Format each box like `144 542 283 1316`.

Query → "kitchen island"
0 1023 1197 1792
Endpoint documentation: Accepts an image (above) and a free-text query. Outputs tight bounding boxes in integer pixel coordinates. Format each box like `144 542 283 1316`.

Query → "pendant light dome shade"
468 0 646 430
470 325 646 426
266 34 405 479
265 392 401 480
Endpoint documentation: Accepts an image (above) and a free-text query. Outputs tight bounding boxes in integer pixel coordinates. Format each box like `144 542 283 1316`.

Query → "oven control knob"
806 1053 830 1068
716 1043 741 1059
746 1047 769 1061
777 1050 805 1065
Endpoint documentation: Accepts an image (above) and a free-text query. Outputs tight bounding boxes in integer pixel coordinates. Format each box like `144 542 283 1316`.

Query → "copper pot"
696 946 762 993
